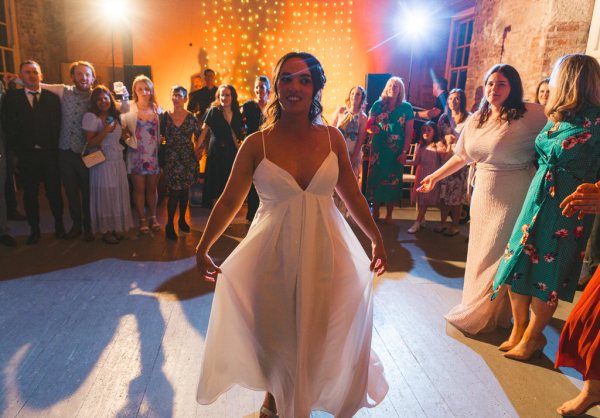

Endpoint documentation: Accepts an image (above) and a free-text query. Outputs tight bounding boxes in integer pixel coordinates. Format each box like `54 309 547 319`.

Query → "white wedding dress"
197 128 388 418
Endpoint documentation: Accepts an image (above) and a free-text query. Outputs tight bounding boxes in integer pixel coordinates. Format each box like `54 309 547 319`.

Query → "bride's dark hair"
262 52 326 129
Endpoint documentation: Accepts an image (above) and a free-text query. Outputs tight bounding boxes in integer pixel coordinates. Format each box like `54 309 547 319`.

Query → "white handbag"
81 144 106 168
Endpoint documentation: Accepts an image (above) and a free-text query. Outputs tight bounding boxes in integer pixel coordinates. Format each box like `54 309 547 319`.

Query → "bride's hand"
370 240 387 276
196 251 222 282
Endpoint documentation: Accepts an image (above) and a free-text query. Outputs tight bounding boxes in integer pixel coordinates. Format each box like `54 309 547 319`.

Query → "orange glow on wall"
127 0 372 116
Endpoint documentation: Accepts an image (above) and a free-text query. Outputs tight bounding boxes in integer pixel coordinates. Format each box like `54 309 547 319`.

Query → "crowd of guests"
1 52 600 416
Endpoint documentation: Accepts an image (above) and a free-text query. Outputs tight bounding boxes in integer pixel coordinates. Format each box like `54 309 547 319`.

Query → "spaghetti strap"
326 125 332 151
261 130 266 158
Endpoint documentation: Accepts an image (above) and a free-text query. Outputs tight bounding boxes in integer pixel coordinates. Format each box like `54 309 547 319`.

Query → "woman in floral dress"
161 85 201 240
436 88 470 236
366 77 414 223
492 54 600 361
121 75 162 233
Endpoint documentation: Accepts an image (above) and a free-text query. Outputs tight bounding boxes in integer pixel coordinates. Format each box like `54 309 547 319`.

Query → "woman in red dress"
556 181 600 416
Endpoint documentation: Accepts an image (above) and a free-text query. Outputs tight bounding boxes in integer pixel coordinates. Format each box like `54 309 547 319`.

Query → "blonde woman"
492 54 600 361
121 75 162 233
332 86 368 174
366 77 414 223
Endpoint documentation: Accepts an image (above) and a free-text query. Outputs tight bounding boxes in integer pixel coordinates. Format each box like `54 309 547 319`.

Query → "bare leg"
408 205 427 233
385 203 394 222
505 295 555 360
557 379 600 416
499 287 530 351
145 174 159 218
260 392 277 417
372 202 380 221
131 174 146 220
436 202 449 232
448 204 462 234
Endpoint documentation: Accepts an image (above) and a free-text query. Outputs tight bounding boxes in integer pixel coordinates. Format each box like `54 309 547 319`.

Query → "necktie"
28 91 39 109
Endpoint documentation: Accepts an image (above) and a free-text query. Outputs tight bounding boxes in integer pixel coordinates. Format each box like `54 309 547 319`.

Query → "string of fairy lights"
199 0 354 111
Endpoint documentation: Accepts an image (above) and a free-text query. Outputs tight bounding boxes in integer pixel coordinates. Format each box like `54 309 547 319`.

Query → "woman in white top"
419 64 547 334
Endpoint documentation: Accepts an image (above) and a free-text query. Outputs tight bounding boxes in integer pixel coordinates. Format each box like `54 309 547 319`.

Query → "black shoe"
178 219 191 234
65 226 82 240
166 223 178 240
26 227 41 245
7 210 26 221
102 232 119 245
0 234 17 247
55 222 67 239
83 230 95 242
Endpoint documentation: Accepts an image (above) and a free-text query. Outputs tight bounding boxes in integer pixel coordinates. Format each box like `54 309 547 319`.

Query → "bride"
195 52 389 418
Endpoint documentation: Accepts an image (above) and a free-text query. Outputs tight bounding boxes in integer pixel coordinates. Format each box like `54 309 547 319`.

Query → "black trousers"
59 149 91 231
4 147 18 213
18 149 63 228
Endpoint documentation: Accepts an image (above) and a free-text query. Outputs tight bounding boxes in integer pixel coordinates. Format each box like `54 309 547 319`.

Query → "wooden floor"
1 201 599 418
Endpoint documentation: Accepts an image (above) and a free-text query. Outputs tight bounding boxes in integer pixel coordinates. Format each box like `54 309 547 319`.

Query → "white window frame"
445 7 475 90
0 0 18 79
586 0 600 61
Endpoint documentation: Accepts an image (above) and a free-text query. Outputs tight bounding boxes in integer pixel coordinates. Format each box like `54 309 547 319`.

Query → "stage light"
101 0 128 23
402 6 428 39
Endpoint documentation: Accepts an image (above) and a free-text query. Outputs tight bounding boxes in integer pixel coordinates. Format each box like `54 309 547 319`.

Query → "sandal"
149 216 161 231
443 228 460 237
408 221 421 234
434 226 447 233
139 218 150 234
102 232 119 244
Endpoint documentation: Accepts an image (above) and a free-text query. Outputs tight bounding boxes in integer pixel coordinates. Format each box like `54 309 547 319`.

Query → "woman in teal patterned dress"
367 77 414 223
492 54 600 361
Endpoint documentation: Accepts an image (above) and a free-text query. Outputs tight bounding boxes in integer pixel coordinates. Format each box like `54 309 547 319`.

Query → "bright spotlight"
402 7 428 39
101 0 128 23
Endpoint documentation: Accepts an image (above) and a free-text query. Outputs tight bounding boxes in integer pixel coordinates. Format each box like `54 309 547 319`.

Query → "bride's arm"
333 127 387 275
195 133 259 280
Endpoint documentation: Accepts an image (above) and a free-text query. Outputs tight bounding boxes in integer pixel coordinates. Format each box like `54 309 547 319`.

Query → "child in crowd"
407 121 443 233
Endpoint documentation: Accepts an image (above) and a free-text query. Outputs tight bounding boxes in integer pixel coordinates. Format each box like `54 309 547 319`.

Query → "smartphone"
113 81 125 100
106 116 114 124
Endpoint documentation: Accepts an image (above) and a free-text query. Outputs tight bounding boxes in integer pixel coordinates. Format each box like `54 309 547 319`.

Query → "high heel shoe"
149 216 161 231
139 218 150 234
503 335 547 361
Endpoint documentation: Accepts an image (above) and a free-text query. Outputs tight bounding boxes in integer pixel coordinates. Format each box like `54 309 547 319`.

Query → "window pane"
463 46 470 66
458 22 466 46
0 0 6 24
467 20 473 44
450 71 457 90
5 49 13 73
0 25 7 47
459 69 468 90
0 52 5 73
454 48 464 68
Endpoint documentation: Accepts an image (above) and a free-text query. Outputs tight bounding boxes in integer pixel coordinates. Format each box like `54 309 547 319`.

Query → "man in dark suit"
1 60 65 244
187 68 217 120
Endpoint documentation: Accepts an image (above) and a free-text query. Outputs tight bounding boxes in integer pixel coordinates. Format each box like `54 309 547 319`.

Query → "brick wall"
14 0 67 82
465 0 594 110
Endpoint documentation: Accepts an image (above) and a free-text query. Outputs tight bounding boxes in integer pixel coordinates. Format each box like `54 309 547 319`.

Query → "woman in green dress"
366 76 414 223
492 54 600 361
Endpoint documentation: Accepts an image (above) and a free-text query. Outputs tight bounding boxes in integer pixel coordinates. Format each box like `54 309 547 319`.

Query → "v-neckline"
261 151 335 192
168 112 188 129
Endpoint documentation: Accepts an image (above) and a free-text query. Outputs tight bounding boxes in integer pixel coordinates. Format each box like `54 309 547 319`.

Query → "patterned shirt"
44 84 91 153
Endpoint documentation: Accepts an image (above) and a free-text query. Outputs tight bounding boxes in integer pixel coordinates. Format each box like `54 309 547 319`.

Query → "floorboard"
1 202 598 418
